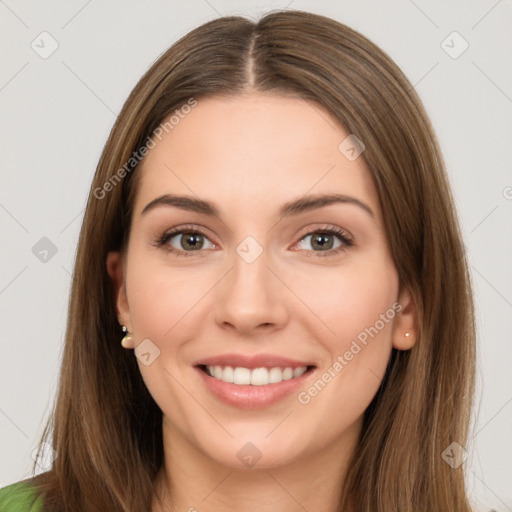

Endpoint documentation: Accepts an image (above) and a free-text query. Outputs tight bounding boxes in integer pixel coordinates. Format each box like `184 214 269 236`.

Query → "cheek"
123 255 206 416
127 275 174 339
125 253 207 341
298 258 398 424
295 256 398 410
296 256 398 350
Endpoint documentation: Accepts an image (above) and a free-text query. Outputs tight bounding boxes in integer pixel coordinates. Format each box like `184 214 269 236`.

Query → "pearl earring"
405 332 410 338
121 325 133 349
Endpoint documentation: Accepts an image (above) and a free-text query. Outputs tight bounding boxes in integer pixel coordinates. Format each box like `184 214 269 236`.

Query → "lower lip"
195 366 315 410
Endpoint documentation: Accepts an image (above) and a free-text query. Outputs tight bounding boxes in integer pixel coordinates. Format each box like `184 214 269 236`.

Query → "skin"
107 92 417 512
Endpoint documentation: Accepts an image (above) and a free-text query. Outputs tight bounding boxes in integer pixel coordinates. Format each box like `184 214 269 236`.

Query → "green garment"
0 481 43 511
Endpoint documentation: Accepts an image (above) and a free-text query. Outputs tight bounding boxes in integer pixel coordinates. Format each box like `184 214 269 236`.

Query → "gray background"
1 1 511 510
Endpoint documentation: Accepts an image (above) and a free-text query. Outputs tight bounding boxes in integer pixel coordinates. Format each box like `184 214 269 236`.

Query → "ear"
392 285 418 350
106 251 133 348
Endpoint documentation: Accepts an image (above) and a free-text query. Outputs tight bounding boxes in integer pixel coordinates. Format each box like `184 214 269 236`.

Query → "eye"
294 226 353 257
154 225 215 257
153 224 353 258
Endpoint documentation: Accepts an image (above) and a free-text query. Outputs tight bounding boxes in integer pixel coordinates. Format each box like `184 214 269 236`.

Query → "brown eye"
173 232 206 251
155 225 215 257
295 227 353 256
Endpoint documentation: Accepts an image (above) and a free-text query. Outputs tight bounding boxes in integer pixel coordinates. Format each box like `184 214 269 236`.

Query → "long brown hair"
29 10 476 511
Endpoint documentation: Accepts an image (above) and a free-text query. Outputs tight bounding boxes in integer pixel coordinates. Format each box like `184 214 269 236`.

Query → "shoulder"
0 479 44 511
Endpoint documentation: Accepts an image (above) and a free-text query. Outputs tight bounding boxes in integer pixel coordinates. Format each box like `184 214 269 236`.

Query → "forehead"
133 93 380 220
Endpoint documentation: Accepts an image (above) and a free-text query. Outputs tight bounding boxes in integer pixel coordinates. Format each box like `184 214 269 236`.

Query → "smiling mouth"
197 364 316 386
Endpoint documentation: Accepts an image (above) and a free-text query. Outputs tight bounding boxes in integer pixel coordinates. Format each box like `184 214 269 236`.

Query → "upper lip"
194 353 316 369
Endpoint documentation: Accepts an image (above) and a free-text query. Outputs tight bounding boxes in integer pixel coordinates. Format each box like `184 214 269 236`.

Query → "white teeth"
250 367 268 386
293 366 307 378
205 365 309 385
268 367 283 383
282 367 294 380
233 367 251 385
214 365 223 380
223 366 234 383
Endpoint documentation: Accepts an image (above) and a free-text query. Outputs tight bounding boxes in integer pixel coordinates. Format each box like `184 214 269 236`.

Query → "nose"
214 245 289 336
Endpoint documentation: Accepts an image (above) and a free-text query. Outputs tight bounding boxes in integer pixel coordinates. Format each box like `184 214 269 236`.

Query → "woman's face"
108 92 416 470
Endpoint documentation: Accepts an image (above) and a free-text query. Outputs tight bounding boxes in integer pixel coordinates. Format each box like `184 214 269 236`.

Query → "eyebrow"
141 193 374 219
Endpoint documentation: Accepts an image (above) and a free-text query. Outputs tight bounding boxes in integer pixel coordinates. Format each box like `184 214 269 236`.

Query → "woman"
0 9 476 511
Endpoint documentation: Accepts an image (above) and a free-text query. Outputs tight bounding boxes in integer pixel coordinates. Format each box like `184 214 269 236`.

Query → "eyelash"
152 224 354 258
